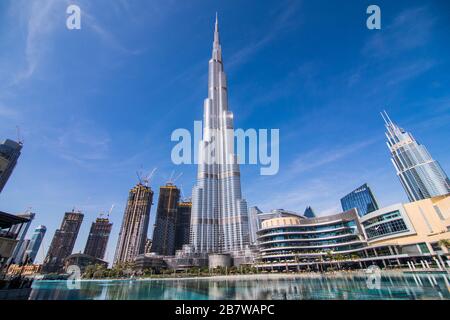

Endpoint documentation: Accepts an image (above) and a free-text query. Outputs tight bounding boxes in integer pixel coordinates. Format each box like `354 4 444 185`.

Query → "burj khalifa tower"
190 15 250 255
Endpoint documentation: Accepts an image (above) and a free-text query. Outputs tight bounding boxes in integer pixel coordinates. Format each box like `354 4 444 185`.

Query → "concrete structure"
0 139 22 194
151 183 180 256
208 253 232 269
382 111 450 201
174 201 192 251
114 183 153 266
64 253 108 274
255 195 450 272
144 238 152 254
361 195 450 268
134 253 167 273
84 216 112 260
42 210 84 273
24 225 46 264
190 15 249 254
0 211 30 271
8 212 35 265
340 183 379 217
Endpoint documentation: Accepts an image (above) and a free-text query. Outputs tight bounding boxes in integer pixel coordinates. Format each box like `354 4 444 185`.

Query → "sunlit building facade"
383 111 450 202
190 16 249 254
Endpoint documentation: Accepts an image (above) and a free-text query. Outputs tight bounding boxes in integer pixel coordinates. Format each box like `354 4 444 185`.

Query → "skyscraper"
8 211 35 264
84 216 112 260
382 111 450 202
151 183 180 256
174 201 192 251
42 210 84 273
24 225 46 264
303 206 316 218
0 139 22 193
190 15 250 254
341 183 379 217
114 182 153 266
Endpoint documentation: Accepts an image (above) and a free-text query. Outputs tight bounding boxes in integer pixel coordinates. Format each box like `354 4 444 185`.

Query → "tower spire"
212 13 222 62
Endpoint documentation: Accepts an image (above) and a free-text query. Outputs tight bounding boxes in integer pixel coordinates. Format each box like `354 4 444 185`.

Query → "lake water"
29 272 450 300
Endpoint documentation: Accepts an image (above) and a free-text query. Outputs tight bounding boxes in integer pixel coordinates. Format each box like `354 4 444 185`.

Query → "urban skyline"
0 1 449 266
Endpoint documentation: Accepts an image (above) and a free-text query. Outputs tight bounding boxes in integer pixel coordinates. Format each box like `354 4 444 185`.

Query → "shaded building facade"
382 111 450 201
174 201 192 251
84 216 112 260
42 211 84 273
8 212 35 264
0 139 22 194
151 183 180 256
341 183 379 217
114 183 153 266
24 225 46 264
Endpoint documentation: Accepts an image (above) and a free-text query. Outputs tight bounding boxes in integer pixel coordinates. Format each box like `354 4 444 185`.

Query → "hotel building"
382 111 450 202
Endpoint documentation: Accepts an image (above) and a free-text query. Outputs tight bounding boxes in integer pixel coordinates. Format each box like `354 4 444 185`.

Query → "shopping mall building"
255 195 450 272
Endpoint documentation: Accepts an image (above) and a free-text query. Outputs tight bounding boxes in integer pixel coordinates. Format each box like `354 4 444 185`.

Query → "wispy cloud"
227 0 301 69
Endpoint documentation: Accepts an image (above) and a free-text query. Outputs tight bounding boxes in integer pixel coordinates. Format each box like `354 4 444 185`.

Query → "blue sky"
0 0 449 265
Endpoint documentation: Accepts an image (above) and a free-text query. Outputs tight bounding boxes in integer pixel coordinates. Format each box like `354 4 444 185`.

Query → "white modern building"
382 111 450 202
190 15 250 254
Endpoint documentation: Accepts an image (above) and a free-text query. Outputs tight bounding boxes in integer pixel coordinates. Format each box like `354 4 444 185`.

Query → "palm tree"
438 239 450 249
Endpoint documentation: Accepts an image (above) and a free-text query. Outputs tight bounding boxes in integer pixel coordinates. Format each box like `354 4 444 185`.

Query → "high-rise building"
382 111 450 202
190 15 250 254
151 183 180 256
0 139 22 194
24 225 46 264
8 212 35 264
42 210 84 273
341 183 379 217
303 206 316 218
174 201 192 251
114 183 153 266
144 238 152 254
84 216 112 260
14 239 30 265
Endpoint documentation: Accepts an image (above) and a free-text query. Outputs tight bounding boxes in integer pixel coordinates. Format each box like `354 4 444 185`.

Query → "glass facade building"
340 183 379 217
382 111 450 202
24 225 46 264
0 139 22 194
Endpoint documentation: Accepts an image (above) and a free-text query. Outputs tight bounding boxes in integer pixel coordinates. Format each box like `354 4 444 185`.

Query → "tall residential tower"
151 183 180 256
42 210 84 273
190 16 249 254
0 139 22 194
114 183 153 266
24 225 46 264
84 216 112 260
382 111 450 202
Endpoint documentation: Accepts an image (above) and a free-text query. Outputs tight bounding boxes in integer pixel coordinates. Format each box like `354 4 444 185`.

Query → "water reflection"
29 273 450 300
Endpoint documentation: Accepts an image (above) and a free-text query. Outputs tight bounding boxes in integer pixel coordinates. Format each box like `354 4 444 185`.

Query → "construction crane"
137 167 157 186
16 126 24 145
107 204 115 218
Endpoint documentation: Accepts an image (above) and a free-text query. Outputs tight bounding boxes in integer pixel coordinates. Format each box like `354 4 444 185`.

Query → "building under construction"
174 201 192 251
42 210 84 273
113 182 153 266
84 216 112 260
151 183 180 256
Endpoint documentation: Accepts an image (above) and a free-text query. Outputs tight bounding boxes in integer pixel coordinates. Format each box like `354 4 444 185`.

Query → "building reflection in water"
29 273 450 300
